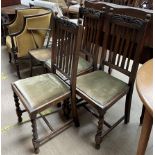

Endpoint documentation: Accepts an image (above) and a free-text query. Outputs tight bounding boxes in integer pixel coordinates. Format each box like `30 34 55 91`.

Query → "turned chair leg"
13 92 22 123
95 111 104 149
31 115 40 154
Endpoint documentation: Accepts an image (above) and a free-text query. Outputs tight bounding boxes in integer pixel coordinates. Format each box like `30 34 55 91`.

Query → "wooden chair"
11 16 83 153
44 8 105 77
5 8 52 78
73 13 149 149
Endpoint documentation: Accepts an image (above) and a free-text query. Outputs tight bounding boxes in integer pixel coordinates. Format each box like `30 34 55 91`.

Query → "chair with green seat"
72 13 149 149
11 16 83 153
44 7 105 77
5 8 52 78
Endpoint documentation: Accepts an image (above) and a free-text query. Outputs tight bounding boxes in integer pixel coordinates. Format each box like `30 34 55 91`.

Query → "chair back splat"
78 7 105 71
101 13 149 79
51 16 83 81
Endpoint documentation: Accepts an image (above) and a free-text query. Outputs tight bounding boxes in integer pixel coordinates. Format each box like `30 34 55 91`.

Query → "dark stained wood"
74 10 149 149
84 1 153 64
79 7 106 72
11 17 83 153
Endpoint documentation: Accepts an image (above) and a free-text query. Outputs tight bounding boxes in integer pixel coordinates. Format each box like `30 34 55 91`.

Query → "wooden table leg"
136 109 153 155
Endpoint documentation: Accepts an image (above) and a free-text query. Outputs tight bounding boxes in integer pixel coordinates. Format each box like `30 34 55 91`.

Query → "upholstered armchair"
5 8 52 78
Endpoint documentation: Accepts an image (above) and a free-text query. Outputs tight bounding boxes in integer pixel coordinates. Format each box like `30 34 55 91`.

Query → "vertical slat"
116 26 126 66
126 28 136 71
121 27 131 69
108 23 115 64
111 24 121 65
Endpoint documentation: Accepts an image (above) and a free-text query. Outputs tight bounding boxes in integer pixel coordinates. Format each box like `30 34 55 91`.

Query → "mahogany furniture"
73 12 149 149
136 59 153 155
11 17 83 153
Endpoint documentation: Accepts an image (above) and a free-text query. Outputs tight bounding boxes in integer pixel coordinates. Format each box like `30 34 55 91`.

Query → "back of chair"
8 8 49 34
51 17 83 82
15 9 52 57
79 7 105 69
100 14 148 83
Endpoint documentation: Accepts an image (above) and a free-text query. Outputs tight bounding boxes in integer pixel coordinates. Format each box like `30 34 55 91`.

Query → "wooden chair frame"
73 12 149 149
11 17 83 153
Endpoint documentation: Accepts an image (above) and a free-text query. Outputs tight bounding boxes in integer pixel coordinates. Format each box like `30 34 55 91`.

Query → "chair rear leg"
8 52 12 63
124 87 133 124
15 61 21 79
30 55 33 77
31 115 40 154
13 92 22 123
95 111 104 149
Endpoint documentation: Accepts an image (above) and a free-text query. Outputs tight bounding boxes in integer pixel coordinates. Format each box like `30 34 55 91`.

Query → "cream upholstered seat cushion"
45 56 92 75
76 70 129 108
14 74 70 109
29 48 51 61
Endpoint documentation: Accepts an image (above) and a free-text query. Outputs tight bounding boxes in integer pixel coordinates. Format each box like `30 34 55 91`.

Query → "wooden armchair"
5 8 52 78
73 13 149 149
11 16 83 153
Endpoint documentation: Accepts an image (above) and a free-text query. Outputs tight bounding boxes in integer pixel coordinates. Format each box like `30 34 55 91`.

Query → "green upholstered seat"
76 70 129 108
29 48 51 62
45 56 92 75
14 74 70 109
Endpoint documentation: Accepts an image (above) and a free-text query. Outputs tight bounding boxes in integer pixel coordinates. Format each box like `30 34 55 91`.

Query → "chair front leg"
31 115 40 154
95 110 105 149
13 92 22 123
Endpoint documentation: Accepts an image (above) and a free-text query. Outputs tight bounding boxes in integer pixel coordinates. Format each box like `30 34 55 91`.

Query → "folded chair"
5 8 52 78
11 16 83 153
73 13 149 149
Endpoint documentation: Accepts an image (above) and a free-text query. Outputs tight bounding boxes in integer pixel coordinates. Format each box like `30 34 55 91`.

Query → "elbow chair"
11 16 83 153
72 12 149 149
5 8 52 79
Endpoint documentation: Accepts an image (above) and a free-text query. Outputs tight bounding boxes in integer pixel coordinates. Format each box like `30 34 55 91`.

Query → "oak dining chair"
73 12 149 149
11 16 83 153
